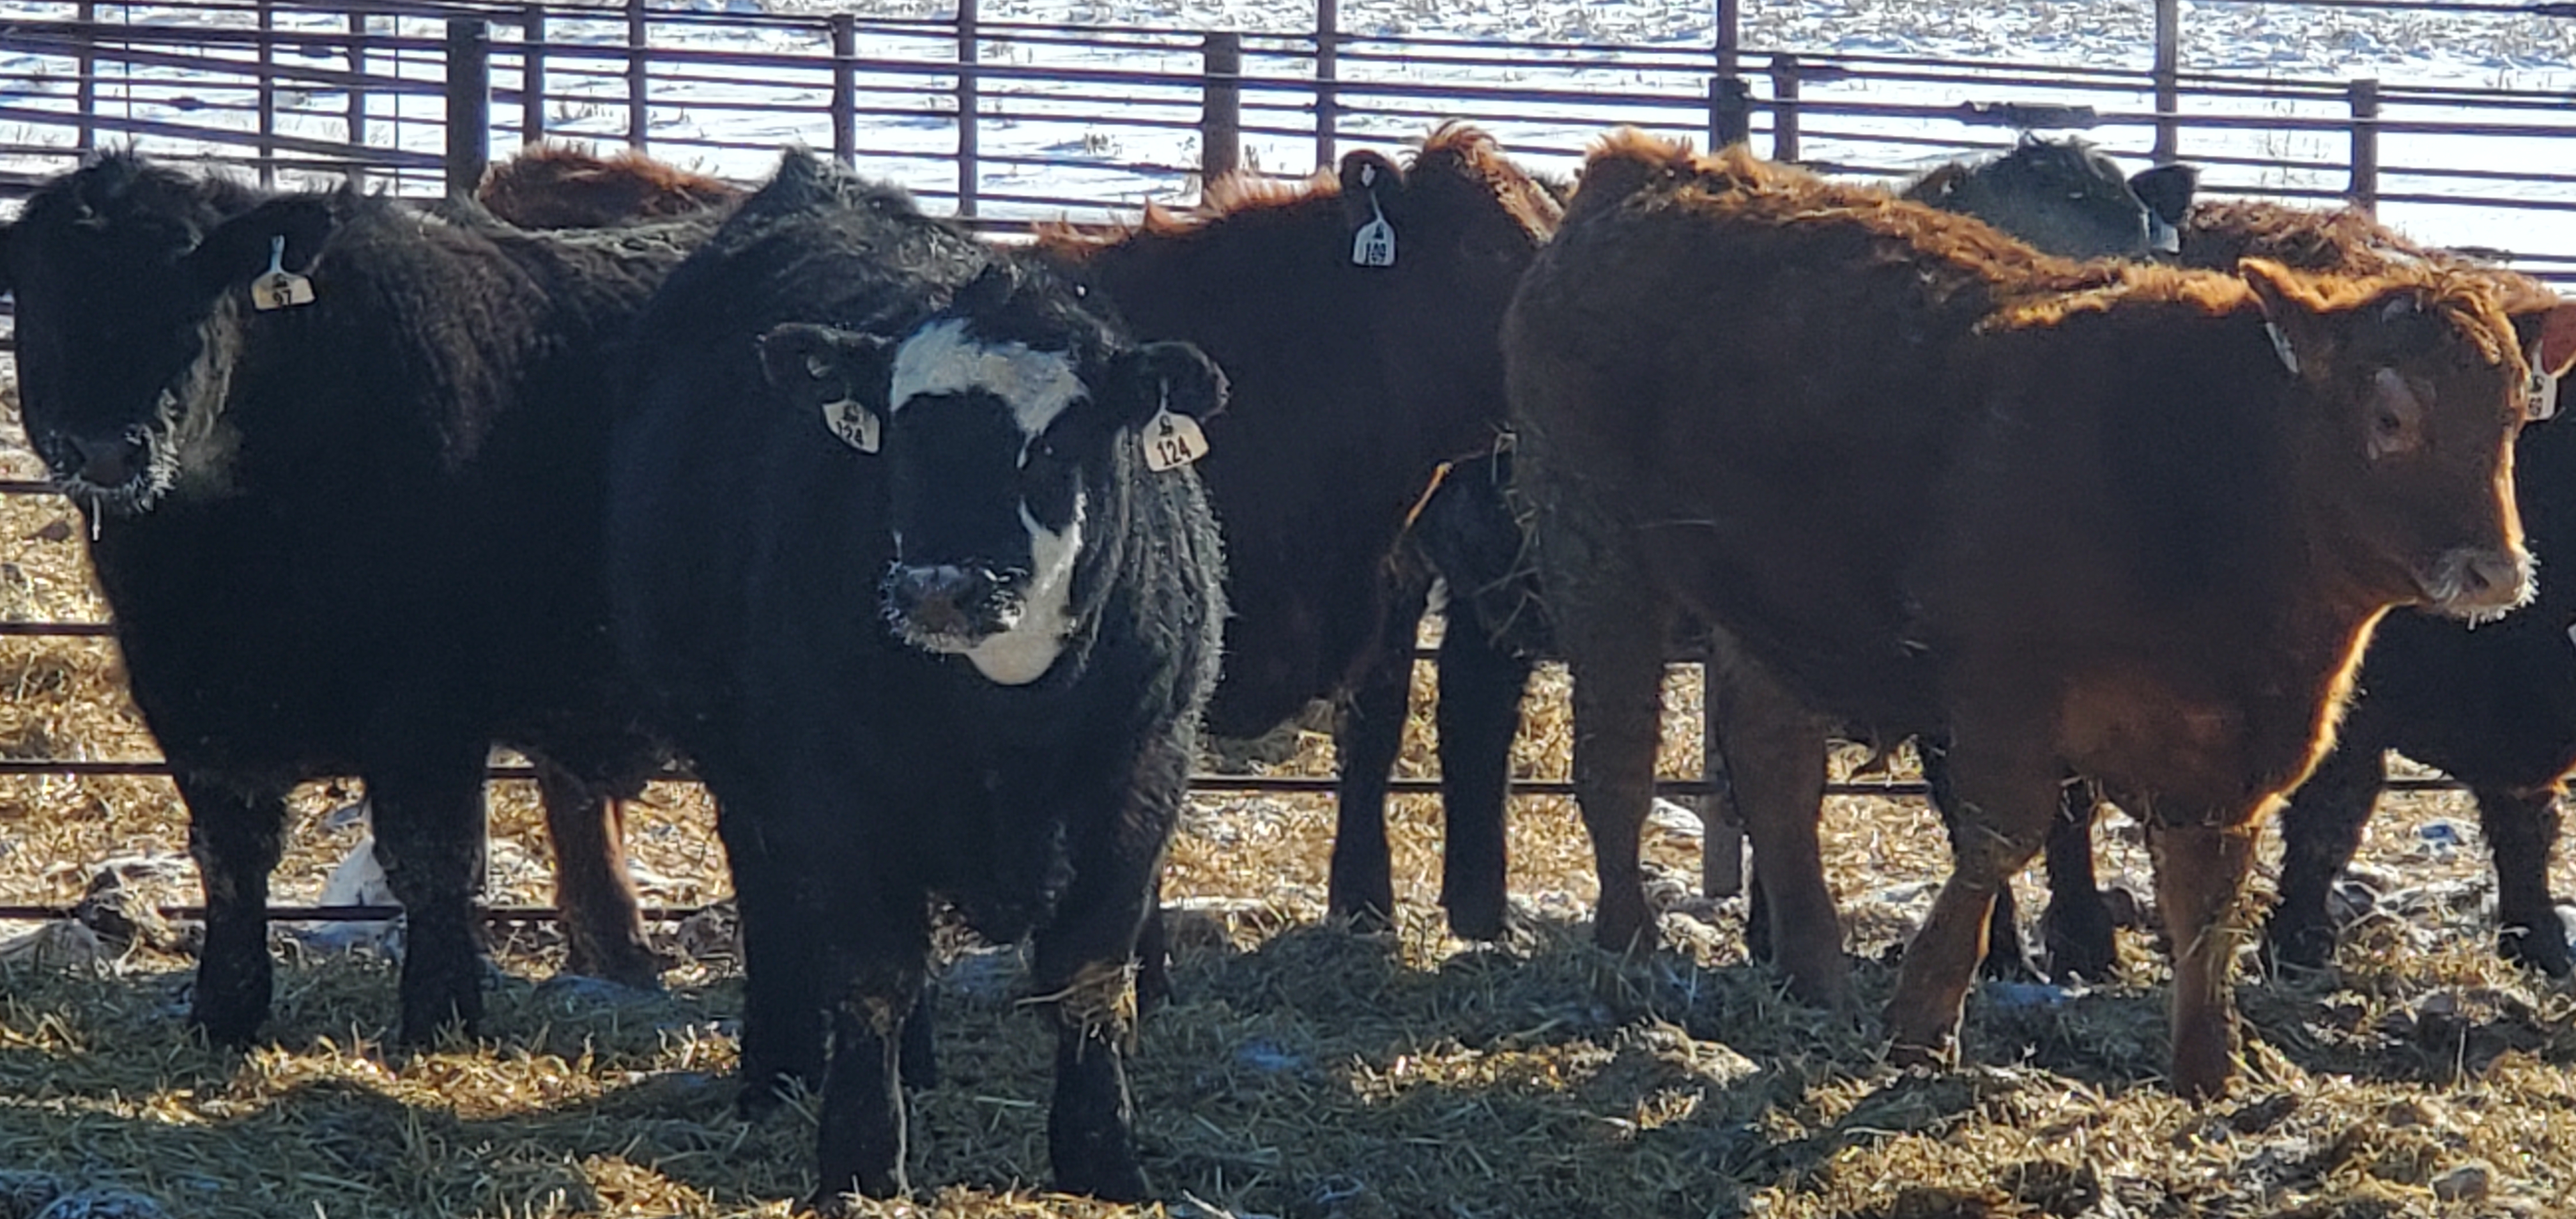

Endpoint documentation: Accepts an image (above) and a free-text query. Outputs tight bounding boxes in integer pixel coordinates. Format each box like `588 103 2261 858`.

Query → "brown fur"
476 144 744 229
1510 130 2554 1100
1033 123 1561 745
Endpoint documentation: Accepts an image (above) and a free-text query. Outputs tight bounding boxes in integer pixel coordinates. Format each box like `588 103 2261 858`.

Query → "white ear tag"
1141 409 1209 471
250 234 315 311
2527 369 2559 422
2265 320 2299 376
822 397 880 453
1351 166 1397 268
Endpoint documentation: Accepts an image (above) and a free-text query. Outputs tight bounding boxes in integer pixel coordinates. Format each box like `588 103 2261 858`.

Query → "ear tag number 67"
251 234 316 312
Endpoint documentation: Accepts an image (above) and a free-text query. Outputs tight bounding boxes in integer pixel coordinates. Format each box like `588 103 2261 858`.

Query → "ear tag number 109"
1142 409 1209 471
1351 163 1397 268
251 234 316 312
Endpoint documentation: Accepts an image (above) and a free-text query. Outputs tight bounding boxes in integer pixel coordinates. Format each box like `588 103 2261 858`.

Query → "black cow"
0 154 694 1044
608 150 1227 1207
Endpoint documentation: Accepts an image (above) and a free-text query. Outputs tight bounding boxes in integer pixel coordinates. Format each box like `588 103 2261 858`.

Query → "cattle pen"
4 1 2576 1217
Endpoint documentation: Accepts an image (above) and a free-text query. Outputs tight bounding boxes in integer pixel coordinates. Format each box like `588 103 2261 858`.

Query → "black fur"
608 151 1225 1207
0 155 701 1042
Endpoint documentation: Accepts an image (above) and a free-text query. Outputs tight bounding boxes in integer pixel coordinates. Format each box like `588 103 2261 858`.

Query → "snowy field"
1 0 2574 276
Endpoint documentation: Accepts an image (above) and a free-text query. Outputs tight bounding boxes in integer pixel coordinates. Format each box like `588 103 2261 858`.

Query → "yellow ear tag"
1141 409 1209 471
250 234 315 311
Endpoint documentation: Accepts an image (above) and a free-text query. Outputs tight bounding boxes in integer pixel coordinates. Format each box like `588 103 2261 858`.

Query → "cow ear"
2126 163 2198 229
1112 341 1227 472
759 322 898 453
1338 151 1404 268
2239 257 2329 379
2513 300 2576 380
182 195 338 300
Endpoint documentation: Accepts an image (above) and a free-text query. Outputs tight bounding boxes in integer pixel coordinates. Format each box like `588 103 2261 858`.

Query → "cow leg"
1713 640 1849 1006
716 801 825 1116
2474 785 2572 977
180 773 288 1046
1560 595 1675 955
1435 594 1533 941
811 932 928 1209
532 758 663 990
1028 731 1192 1202
2041 783 2119 981
1328 584 1424 931
365 730 493 1045
1884 723 2057 1068
2147 820 2257 1101
1923 738 2039 982
2265 741 2384 971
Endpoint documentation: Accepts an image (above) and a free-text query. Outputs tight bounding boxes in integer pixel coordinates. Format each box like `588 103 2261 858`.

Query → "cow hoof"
2260 914 2335 975
2498 927 2574 979
1330 896 1397 936
562 942 675 992
1886 1039 1951 1072
1054 1158 1150 1204
1443 894 1522 944
2043 908 2121 983
185 1004 266 1050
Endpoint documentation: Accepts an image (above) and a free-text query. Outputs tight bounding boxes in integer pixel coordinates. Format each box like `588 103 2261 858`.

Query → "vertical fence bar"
956 0 979 217
447 19 491 199
1201 31 1242 181
347 11 367 186
73 0 96 151
1714 0 1738 77
2348 77 2379 213
1770 54 1800 163
256 0 277 186
521 6 546 145
1314 0 1338 171
831 13 857 168
2152 0 2179 161
626 0 648 150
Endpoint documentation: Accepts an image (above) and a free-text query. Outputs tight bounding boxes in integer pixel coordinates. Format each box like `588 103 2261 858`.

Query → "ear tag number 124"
251 234 316 312
1142 409 1209 471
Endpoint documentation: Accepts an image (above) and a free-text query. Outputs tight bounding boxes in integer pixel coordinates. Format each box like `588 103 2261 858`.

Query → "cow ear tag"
2527 365 2559 423
1141 408 1209 471
1351 162 1397 268
250 234 316 311
809 355 881 454
2264 320 2299 376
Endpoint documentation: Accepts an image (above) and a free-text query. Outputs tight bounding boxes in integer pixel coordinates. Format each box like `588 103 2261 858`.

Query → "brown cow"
1034 124 1561 930
1506 131 2576 1098
476 144 745 229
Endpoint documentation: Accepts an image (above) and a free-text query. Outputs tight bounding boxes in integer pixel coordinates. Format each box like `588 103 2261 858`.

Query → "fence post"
1708 76 1751 149
626 0 648 151
957 0 979 217
1314 0 1338 171
1770 54 1800 163
1201 32 1242 181
73 0 95 151
2152 0 2179 161
257 0 277 186
2348 77 2379 213
347 12 367 186
521 6 546 146
831 13 857 168
446 19 491 199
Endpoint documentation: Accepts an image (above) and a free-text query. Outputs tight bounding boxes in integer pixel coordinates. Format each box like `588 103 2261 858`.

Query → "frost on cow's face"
0 155 335 516
757 264 1227 687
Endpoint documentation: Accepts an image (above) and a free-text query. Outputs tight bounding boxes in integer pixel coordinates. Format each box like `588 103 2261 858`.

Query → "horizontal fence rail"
0 0 2562 923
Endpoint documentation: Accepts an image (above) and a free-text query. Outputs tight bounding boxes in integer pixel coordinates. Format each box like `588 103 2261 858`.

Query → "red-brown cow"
477 144 745 229
1506 131 2576 1098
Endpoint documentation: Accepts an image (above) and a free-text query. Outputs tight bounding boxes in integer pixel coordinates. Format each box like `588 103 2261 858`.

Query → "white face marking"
953 492 1084 686
887 318 1087 462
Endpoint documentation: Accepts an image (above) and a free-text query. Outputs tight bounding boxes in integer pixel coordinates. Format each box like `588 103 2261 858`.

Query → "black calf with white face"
760 264 1225 685
0 155 335 514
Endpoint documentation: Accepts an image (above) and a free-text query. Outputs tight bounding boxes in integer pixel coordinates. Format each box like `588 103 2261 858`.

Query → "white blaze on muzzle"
885 319 1092 685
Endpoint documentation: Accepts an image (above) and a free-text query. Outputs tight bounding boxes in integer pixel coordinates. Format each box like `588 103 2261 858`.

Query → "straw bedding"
2 381 2572 1218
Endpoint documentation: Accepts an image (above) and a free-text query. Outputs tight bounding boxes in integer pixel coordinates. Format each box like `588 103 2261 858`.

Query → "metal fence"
0 0 2559 919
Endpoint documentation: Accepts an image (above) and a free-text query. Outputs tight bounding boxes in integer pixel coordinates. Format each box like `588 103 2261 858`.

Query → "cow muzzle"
2418 544 2533 621
43 425 164 514
882 563 1022 652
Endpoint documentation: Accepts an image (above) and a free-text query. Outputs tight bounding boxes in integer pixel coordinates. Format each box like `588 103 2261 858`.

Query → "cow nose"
2430 545 2533 615
65 431 146 487
884 564 996 637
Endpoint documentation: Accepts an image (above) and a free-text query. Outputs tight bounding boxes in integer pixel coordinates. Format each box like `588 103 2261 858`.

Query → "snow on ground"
0 0 2573 266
